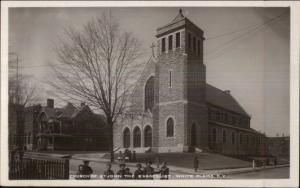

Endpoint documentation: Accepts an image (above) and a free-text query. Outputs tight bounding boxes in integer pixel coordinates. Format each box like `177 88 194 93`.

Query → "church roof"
206 84 250 117
170 9 185 24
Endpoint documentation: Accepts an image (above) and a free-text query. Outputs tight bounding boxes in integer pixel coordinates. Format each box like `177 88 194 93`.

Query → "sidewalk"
70 154 289 176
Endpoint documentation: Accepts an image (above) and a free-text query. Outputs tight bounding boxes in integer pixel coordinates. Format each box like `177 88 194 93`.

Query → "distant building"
267 136 290 162
113 10 267 156
9 103 25 150
9 99 109 151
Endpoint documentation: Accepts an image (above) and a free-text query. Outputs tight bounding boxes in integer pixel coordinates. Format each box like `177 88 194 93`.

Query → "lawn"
133 152 252 170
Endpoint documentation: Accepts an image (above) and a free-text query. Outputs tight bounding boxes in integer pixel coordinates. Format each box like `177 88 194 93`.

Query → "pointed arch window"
145 76 154 112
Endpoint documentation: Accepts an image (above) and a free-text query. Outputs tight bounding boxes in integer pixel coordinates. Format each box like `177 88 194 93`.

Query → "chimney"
47 99 54 108
224 90 230 94
81 102 86 107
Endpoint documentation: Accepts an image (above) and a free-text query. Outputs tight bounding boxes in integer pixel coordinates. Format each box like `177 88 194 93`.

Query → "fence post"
63 159 69 179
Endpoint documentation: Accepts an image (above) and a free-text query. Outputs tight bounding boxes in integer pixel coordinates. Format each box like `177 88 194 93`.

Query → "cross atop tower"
179 8 183 15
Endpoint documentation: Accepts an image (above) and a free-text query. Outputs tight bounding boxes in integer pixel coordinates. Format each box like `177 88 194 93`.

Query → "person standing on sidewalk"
124 168 133 179
80 160 93 179
103 163 114 180
159 161 169 180
117 163 126 179
194 156 199 172
134 163 145 179
144 161 154 179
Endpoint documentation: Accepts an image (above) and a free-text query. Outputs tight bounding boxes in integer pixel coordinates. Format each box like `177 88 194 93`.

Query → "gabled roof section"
206 83 250 117
39 102 106 124
59 103 76 118
170 9 185 24
71 105 92 118
41 107 61 119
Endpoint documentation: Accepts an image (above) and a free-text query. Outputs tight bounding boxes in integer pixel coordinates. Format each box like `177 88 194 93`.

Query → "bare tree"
49 11 143 162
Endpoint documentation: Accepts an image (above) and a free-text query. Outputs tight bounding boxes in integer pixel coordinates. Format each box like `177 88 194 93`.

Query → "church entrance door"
144 126 152 147
133 127 141 147
191 123 196 146
123 128 130 148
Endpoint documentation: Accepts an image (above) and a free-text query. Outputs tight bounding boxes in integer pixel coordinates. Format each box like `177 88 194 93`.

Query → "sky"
8 7 290 137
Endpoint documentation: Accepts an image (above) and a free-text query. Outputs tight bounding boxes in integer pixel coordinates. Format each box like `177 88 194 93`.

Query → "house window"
244 119 248 126
197 40 201 55
168 35 173 51
222 130 227 144
216 111 220 121
162 38 166 52
224 114 228 123
246 135 249 145
240 133 243 145
176 32 180 48
28 133 31 144
169 70 172 88
188 33 191 50
212 128 217 143
166 118 174 137
208 109 212 120
232 117 236 125
239 118 242 126
231 132 235 144
144 76 155 112
193 36 196 52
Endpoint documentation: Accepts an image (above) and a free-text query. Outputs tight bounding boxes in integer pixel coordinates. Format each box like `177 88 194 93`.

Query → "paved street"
228 167 289 179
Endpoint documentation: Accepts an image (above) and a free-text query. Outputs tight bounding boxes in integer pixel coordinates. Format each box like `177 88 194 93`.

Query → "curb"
221 164 290 175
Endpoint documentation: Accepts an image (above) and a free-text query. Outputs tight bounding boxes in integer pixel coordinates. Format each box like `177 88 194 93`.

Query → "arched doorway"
123 128 130 148
144 126 152 147
133 127 141 147
191 123 196 146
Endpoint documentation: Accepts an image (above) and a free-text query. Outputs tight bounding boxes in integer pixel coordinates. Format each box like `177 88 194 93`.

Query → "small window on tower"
176 32 180 48
193 36 196 52
188 33 191 50
169 70 172 88
162 38 166 52
168 35 173 51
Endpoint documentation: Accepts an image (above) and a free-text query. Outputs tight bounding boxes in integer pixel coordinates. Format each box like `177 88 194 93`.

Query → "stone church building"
113 10 267 156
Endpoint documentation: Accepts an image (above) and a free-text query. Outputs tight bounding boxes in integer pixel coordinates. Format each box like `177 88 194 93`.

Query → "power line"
205 10 289 61
205 10 288 41
206 22 263 41
12 10 288 70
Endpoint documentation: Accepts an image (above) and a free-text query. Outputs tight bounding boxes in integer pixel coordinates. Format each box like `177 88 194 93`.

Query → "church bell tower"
153 9 209 152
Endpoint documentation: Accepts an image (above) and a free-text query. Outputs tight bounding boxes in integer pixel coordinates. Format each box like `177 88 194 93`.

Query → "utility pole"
9 52 19 104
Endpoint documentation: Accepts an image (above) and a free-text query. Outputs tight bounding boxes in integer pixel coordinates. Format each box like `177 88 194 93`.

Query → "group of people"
117 149 136 162
103 161 169 180
76 160 169 180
